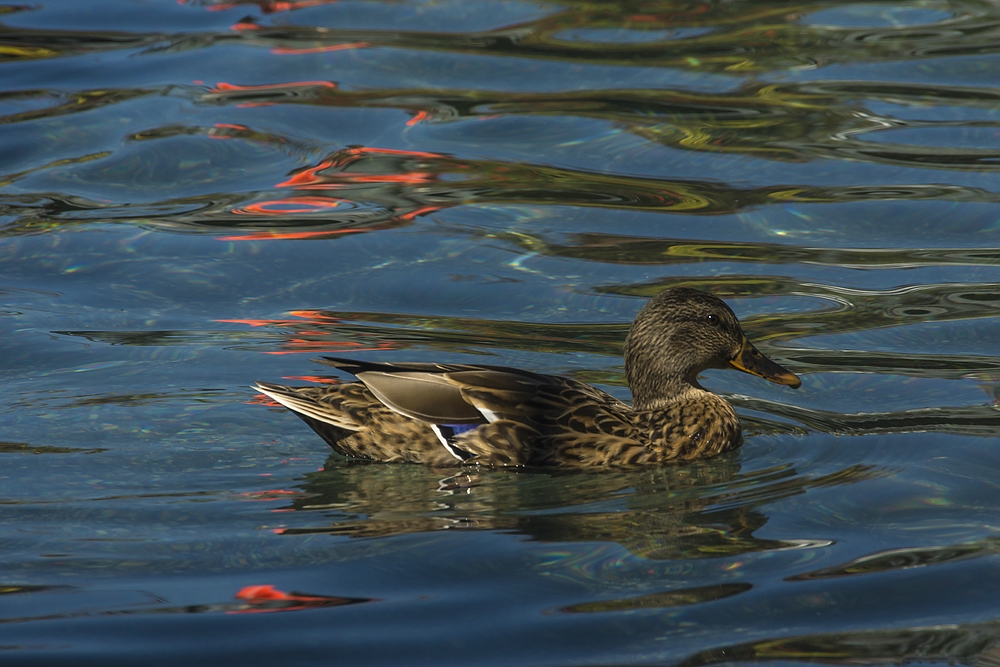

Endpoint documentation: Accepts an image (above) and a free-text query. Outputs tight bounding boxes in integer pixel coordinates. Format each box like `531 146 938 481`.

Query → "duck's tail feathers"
253 381 361 442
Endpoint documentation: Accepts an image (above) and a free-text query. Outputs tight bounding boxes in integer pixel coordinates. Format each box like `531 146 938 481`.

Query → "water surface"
2 0 1000 664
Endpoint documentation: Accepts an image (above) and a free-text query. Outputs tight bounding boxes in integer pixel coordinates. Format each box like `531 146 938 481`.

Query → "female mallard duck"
254 287 800 467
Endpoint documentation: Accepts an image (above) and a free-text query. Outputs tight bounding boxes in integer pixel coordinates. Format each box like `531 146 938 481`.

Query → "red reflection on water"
272 42 370 55
278 146 444 190
216 228 372 241
218 146 450 241
218 318 305 327
218 311 344 328
406 110 431 126
207 123 253 140
209 79 336 108
183 0 338 14
282 375 340 384
218 312 399 355
249 393 282 406
398 205 443 221
211 80 336 93
233 196 350 215
279 159 334 188
230 584 372 614
288 309 333 320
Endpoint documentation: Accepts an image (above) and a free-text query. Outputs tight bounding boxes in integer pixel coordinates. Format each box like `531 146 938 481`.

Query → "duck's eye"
705 313 719 326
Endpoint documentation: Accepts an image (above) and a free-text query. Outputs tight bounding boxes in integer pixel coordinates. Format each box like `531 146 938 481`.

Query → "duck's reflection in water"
677 621 1000 667
278 453 876 561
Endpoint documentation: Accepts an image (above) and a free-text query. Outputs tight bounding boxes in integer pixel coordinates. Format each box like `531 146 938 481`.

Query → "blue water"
2 0 1000 664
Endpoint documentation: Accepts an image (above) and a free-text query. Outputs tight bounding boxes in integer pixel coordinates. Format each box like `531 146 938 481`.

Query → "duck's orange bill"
728 337 801 388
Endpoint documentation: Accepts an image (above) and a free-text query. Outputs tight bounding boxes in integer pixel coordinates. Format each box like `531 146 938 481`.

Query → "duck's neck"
626 356 710 411
623 317 709 412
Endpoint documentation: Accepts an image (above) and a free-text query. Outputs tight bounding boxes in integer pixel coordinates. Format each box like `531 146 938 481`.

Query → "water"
2 0 1000 664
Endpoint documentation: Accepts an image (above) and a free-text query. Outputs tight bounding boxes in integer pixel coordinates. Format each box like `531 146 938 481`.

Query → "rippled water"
2 0 1000 664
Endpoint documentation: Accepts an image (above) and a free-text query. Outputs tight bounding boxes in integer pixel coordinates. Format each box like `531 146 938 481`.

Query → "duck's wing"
444 372 628 427
352 371 486 424
284 357 640 466
314 356 547 426
441 372 646 466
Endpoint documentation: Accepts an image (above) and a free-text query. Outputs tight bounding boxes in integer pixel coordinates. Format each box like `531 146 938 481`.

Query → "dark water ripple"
788 536 1000 580
677 622 1000 667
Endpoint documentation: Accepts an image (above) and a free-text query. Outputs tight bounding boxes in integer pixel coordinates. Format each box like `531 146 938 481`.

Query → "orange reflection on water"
218 318 306 328
282 375 340 384
211 80 336 93
406 110 431 126
272 42 370 55
232 196 350 215
207 123 254 141
278 146 445 189
216 147 451 241
218 312 400 355
248 393 281 406
287 309 334 321
398 205 443 221
230 584 372 614
216 228 374 241
185 0 339 14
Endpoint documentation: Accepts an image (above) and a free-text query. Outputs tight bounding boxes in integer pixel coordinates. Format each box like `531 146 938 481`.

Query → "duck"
254 287 800 467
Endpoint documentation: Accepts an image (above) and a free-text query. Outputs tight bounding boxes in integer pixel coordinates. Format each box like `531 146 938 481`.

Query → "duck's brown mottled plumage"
254 287 800 467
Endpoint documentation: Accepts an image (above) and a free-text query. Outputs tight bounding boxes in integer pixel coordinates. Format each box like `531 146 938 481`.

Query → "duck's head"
624 287 800 409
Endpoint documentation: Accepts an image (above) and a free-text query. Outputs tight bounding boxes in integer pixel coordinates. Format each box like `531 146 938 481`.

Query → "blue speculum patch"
444 423 481 436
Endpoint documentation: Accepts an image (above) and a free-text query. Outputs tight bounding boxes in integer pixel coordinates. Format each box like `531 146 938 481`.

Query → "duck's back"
453 375 639 466
256 369 741 467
